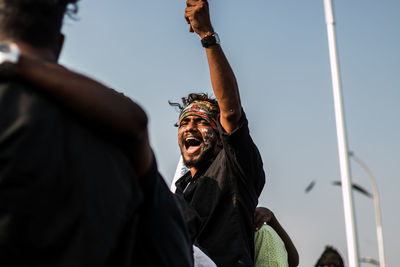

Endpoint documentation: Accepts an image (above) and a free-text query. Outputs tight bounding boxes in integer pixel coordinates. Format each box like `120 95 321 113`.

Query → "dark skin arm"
10 55 153 177
185 0 242 133
254 207 299 267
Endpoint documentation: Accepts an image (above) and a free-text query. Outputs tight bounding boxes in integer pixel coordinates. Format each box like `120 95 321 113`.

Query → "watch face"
213 33 220 44
0 43 12 53
0 43 20 64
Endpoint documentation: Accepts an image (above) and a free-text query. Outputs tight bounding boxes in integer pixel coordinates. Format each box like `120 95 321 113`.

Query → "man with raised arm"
172 1 266 266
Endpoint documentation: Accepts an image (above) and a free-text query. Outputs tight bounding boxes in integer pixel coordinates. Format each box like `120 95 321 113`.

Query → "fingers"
184 12 191 24
254 210 263 223
254 212 264 231
184 6 198 33
254 220 264 232
186 0 208 7
254 207 274 231
185 6 195 13
184 6 194 21
184 0 212 36
184 13 194 32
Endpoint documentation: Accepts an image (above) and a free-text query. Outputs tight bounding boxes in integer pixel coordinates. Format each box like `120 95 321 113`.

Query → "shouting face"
178 115 219 169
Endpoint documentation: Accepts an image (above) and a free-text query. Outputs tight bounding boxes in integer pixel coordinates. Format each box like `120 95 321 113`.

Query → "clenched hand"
184 0 214 37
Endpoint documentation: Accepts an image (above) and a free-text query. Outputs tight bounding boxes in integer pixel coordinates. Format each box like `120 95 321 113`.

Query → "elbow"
117 113 149 146
223 109 241 122
288 249 299 267
126 102 149 141
220 107 242 130
132 114 148 144
289 258 299 267
138 109 149 131
132 100 149 128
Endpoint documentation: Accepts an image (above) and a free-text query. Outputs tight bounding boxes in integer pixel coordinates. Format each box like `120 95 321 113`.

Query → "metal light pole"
323 1 360 267
350 152 387 267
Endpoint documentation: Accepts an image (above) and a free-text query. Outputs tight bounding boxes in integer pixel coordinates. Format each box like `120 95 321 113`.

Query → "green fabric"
254 225 289 267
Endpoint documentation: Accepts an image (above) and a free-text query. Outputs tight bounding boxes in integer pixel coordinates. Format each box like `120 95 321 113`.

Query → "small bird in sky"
332 181 373 198
305 180 316 193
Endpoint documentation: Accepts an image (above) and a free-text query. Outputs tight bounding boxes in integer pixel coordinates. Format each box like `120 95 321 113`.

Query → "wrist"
200 30 215 39
0 42 20 77
0 42 20 64
201 32 220 48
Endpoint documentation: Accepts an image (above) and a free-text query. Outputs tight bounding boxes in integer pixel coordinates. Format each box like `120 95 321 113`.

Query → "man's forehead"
180 115 211 126
182 115 205 120
178 101 219 130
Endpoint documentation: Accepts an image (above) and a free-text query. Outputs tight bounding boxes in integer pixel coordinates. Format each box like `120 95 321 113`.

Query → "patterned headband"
178 101 219 130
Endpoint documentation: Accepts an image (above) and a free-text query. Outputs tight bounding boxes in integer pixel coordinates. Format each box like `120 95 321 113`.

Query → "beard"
181 142 216 169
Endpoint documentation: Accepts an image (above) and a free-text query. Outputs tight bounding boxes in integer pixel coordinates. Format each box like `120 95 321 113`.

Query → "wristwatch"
201 32 220 48
0 43 20 64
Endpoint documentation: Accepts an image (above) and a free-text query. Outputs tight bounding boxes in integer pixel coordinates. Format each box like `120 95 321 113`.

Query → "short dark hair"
315 246 345 267
169 92 219 112
0 0 79 49
169 93 220 127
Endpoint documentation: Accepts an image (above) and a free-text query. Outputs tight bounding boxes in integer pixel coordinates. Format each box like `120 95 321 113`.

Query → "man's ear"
55 33 65 60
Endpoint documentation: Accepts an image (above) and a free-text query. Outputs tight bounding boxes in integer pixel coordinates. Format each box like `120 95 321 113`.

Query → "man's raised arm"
185 0 241 133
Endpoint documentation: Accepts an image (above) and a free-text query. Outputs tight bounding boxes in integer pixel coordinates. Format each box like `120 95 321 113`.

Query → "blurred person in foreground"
0 0 192 266
170 1 266 266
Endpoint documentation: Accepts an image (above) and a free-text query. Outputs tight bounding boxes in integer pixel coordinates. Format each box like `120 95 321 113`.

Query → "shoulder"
218 109 248 135
0 81 62 124
216 109 266 196
217 109 257 155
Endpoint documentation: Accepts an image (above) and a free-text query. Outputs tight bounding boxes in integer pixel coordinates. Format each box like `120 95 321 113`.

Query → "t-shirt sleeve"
217 109 266 197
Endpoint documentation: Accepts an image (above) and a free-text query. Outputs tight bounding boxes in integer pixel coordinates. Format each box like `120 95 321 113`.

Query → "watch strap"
201 33 220 48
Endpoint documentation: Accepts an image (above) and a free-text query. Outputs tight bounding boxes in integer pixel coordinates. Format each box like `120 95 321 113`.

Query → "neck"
189 167 198 177
19 42 57 62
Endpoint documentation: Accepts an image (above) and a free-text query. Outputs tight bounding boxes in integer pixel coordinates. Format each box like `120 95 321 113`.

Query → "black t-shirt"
175 111 265 267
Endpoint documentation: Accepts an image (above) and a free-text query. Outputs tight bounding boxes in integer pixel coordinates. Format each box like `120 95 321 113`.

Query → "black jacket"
0 81 142 267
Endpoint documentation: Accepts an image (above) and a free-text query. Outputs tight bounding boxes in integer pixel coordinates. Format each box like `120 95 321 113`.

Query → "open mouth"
184 137 202 154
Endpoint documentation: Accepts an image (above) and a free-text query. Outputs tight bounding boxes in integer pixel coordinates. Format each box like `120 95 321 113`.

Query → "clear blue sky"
60 0 400 266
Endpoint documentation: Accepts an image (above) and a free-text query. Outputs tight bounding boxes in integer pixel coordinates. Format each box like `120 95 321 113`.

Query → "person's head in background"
315 246 345 267
171 93 221 172
0 0 79 61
